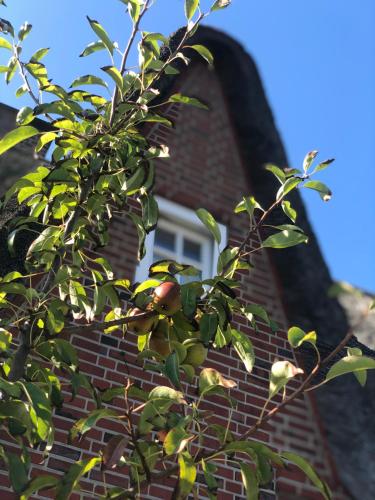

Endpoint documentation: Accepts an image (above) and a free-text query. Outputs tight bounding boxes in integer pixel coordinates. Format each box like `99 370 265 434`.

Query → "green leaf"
0 126 39 155
130 213 146 260
23 382 52 441
18 22 32 41
79 40 106 57
70 74 108 88
281 200 297 222
178 451 196 498
262 229 308 249
199 367 236 397
325 355 375 384
200 312 218 346
164 426 191 455
30 47 50 62
240 463 259 500
265 163 286 183
303 150 318 173
281 451 332 500
164 351 181 389
231 328 255 373
20 475 59 500
148 386 186 405
269 360 303 398
0 36 12 50
101 65 124 90
185 0 199 20
35 131 56 152
276 177 302 200
211 0 231 11
234 196 261 217
86 17 113 55
201 460 218 496
243 304 270 325
55 457 101 500
181 282 202 318
196 208 221 244
0 451 29 494
288 327 317 348
0 328 12 351
120 0 141 23
141 194 158 231
0 400 32 429
133 279 160 296
16 106 34 126
70 408 119 441
312 158 335 174
304 180 332 201
169 93 208 110
190 44 213 65
347 347 367 386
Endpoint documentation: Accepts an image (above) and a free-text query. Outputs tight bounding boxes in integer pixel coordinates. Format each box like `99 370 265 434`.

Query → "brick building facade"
0 26 373 500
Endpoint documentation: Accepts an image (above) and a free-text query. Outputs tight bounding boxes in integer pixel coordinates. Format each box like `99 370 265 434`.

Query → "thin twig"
109 0 152 125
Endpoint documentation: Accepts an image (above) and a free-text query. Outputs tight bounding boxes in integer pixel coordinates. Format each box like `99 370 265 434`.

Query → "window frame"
135 196 227 283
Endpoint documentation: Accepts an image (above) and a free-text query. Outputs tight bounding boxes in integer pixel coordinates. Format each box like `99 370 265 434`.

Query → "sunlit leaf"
164 426 191 455
211 0 231 11
20 476 58 500
55 457 101 500
70 74 108 88
86 16 113 55
177 451 196 498
169 93 208 110
269 360 303 398
304 180 332 201
196 208 221 244
240 462 259 500
199 367 236 396
190 44 213 65
184 0 199 20
79 40 106 57
231 328 255 373
288 326 317 348
262 229 308 249
0 126 39 155
325 355 375 384
70 408 120 442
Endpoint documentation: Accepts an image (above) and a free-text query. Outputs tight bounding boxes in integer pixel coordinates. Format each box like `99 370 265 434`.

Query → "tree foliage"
0 0 373 498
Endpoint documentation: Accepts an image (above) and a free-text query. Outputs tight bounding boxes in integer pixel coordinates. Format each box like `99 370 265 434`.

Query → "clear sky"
1 0 374 291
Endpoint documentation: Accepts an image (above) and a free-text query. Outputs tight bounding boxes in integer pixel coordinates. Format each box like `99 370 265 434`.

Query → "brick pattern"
0 64 349 499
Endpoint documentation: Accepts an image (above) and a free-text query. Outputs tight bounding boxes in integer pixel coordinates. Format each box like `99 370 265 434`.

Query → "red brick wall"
0 63 350 499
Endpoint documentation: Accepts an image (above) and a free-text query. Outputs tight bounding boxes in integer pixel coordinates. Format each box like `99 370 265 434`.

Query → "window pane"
154 227 175 252
153 251 166 263
183 238 201 261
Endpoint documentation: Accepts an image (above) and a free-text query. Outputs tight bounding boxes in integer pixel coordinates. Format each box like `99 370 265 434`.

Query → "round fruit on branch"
149 318 174 357
127 307 156 334
152 281 182 316
183 341 208 368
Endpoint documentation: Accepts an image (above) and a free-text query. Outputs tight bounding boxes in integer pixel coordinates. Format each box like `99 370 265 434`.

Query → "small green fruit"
184 342 208 368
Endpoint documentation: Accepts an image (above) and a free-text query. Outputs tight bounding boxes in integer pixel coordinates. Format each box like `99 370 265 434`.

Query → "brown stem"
63 309 157 335
109 0 152 125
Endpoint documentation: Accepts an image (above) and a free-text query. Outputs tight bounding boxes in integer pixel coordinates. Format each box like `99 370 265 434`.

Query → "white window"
135 197 227 283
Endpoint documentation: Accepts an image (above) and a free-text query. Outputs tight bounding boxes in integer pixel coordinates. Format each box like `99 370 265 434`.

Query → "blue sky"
1 0 374 291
